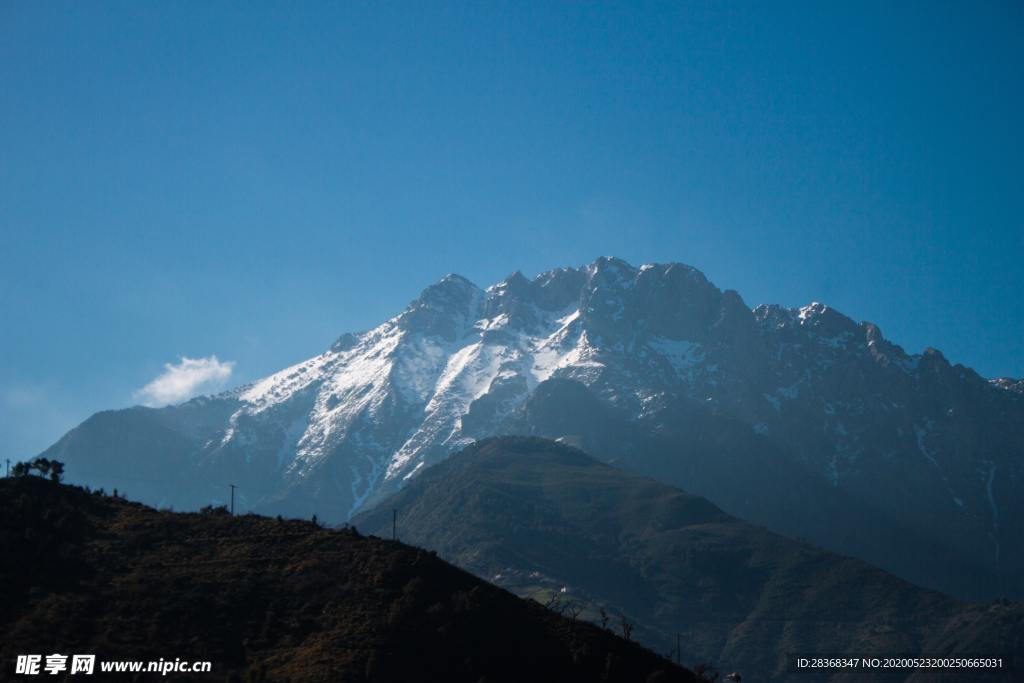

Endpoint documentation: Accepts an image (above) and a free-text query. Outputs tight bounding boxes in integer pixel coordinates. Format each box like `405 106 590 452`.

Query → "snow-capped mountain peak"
44 257 1024 601
205 257 1008 522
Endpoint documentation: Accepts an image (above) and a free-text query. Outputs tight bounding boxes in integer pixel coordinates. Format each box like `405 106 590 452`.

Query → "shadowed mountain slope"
354 437 1023 682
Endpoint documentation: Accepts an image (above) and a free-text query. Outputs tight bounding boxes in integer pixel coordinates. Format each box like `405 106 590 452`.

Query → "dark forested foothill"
0 475 694 683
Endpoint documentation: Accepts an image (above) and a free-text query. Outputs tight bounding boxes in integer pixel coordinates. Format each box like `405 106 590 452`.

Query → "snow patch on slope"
647 337 705 377
239 353 335 411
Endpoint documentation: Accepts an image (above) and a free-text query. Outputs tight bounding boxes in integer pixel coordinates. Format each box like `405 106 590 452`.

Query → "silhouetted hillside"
354 437 1023 682
0 475 694 683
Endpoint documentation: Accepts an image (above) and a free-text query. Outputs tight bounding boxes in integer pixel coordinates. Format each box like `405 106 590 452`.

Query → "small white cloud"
135 356 235 407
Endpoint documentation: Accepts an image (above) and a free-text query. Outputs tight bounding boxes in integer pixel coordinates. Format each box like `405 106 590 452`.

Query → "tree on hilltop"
11 457 65 482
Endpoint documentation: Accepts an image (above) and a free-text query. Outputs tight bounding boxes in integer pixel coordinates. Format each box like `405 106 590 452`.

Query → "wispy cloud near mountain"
135 356 234 407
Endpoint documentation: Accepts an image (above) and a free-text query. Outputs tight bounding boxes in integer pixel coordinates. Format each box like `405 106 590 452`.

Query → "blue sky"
1 1 1021 460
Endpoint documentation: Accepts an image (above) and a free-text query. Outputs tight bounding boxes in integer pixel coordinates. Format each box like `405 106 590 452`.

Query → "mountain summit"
42 258 1024 600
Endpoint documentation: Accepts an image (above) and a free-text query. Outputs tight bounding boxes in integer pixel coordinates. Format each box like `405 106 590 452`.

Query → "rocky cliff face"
42 257 1024 599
